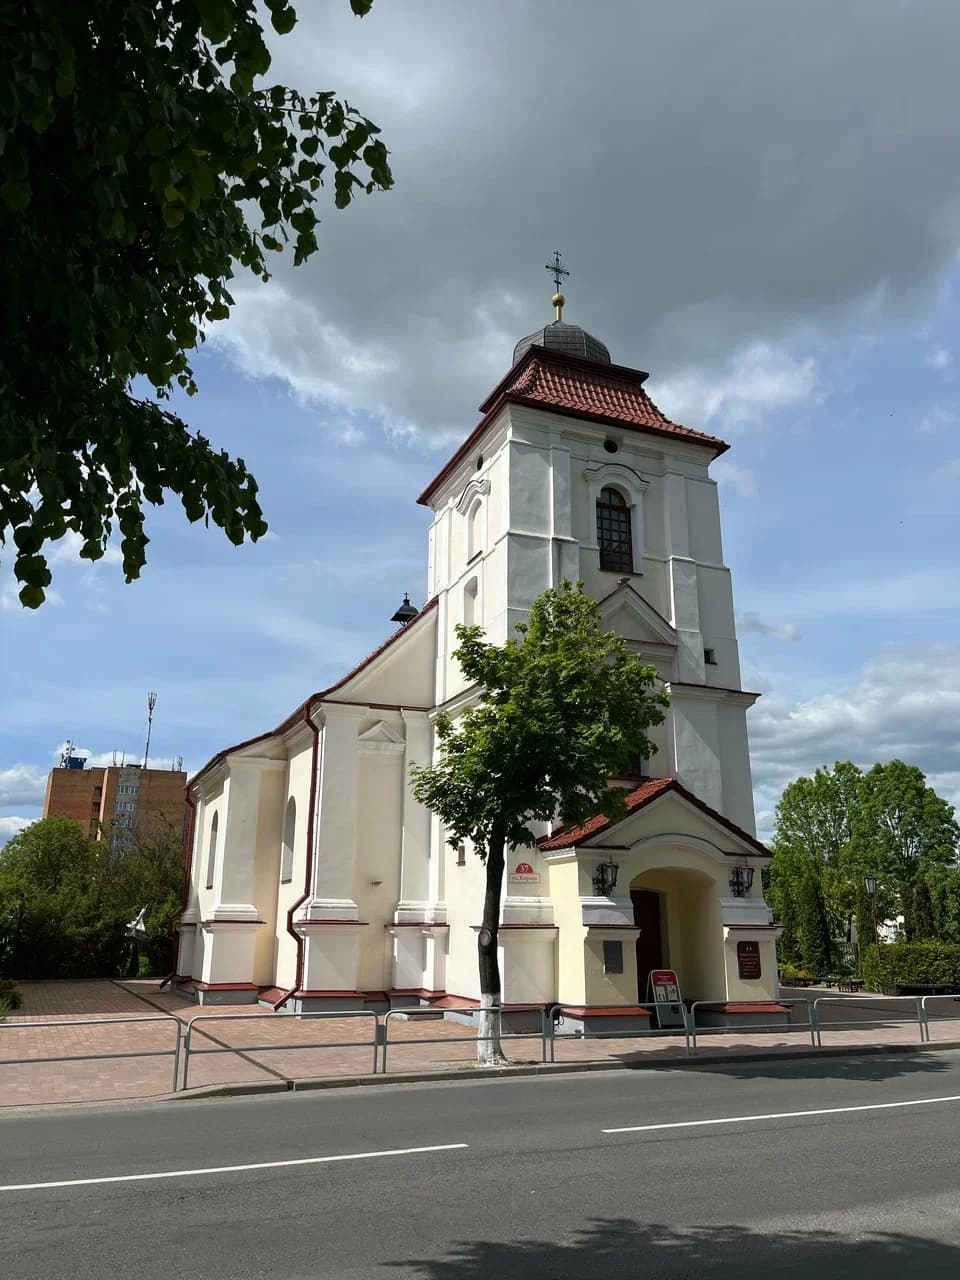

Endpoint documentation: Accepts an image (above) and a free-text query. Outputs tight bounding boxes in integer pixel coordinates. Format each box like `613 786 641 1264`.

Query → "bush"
0 978 23 1010
860 941 960 991
779 963 812 986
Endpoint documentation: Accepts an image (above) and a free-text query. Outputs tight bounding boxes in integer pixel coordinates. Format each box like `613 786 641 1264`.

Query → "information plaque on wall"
737 940 762 980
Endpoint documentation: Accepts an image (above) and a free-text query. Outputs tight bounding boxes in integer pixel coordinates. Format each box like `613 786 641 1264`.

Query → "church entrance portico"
628 865 722 1006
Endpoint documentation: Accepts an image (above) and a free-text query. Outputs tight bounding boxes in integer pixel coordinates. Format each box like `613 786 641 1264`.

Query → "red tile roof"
536 776 770 855
418 347 729 506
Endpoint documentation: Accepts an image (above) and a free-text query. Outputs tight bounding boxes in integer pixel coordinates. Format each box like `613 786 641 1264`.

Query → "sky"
2 0 960 843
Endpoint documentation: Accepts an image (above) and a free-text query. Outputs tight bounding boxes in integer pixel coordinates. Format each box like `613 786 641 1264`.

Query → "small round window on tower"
476 454 484 470
604 439 619 454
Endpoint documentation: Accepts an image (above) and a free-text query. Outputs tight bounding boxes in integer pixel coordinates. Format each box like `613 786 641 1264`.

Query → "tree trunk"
477 820 508 1065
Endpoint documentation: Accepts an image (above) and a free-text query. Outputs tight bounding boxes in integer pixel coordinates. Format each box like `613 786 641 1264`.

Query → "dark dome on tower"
512 321 611 366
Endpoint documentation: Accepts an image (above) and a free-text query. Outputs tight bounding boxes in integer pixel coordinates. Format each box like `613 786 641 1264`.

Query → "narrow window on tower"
467 498 483 562
596 487 633 573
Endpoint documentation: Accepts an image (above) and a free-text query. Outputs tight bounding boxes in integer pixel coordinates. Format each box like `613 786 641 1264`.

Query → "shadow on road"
651 1048 954 1083
388 1218 960 1278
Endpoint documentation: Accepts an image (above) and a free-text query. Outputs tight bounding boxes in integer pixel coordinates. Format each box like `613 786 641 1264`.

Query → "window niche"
463 575 479 627
584 463 648 576
205 811 219 890
280 796 296 884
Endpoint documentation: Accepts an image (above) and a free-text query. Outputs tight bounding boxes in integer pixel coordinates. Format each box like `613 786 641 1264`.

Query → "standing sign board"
646 968 686 1028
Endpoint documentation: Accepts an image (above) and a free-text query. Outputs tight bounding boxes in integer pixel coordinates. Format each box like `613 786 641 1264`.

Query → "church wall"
444 839 487 1000
669 695 723 812
716 706 758 837
339 613 437 709
273 740 315 990
251 767 285 986
353 741 405 992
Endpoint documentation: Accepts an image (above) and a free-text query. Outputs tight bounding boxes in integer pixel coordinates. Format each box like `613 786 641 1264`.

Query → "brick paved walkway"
2 981 958 1108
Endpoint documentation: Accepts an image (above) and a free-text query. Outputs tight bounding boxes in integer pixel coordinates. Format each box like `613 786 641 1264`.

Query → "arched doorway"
630 866 722 1003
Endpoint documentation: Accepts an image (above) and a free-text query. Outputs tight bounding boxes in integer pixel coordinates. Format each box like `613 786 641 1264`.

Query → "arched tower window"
597 486 633 573
205 812 219 890
467 498 483 561
280 797 296 884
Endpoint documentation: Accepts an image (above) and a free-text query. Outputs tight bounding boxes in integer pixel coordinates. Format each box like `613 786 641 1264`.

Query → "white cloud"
201 3 960 438
750 643 960 837
49 530 123 567
712 460 758 498
917 402 959 433
738 612 800 642
924 347 953 371
0 816 33 846
651 344 820 431
0 765 47 807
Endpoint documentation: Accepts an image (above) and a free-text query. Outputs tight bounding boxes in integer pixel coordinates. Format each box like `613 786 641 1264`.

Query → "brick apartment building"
43 757 188 846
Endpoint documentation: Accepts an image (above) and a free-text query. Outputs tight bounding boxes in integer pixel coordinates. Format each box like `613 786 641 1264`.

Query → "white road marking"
603 1093 960 1134
0 1143 469 1193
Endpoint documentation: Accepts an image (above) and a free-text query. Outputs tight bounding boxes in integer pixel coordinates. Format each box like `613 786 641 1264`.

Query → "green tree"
797 871 832 978
851 760 959 884
0 815 185 978
771 761 863 869
926 867 960 944
853 878 876 977
907 874 937 942
768 762 863 944
1 0 392 606
411 581 669 1063
0 816 117 977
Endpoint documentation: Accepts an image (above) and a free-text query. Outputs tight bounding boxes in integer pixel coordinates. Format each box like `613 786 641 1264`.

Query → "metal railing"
380 1005 546 1073
688 999 815 1055
545 1003 693 1060
812 995 928 1047
11 990 960 1100
0 1015 182 1093
183 1010 380 1089
919 993 960 1042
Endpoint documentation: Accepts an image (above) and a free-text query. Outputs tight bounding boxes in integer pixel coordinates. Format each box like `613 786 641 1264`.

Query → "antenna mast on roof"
59 740 73 769
143 692 158 769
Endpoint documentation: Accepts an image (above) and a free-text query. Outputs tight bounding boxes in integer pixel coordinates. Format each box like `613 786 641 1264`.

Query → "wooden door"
631 889 664 1003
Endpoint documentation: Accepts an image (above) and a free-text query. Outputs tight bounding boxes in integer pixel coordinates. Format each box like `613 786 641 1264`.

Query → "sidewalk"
1 980 957 1108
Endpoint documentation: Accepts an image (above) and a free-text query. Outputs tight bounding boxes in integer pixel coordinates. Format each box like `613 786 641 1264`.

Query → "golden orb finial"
552 291 565 322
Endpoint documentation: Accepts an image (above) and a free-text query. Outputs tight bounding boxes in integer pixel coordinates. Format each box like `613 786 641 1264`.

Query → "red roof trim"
189 597 439 789
537 776 770 856
417 347 728 507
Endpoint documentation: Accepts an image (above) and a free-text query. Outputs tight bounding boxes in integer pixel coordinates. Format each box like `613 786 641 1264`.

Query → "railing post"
183 1020 193 1091
682 1004 693 1057
381 1013 390 1074
171 1020 182 1092
808 999 819 1048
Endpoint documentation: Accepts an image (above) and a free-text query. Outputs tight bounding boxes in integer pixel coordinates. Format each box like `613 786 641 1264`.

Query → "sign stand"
646 968 686 1029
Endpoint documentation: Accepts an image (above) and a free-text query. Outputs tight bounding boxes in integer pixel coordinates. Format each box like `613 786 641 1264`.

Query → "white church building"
175 297 781 1025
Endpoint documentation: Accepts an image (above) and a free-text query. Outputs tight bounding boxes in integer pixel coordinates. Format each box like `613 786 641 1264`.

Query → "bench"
837 978 864 993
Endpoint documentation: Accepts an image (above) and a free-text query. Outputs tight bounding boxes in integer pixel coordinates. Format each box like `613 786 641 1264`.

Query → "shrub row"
859 941 960 989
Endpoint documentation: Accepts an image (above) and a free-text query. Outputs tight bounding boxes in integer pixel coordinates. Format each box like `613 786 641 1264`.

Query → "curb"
166 1037 960 1102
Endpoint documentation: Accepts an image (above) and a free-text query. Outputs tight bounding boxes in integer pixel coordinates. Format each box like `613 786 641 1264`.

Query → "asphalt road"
4 1049 960 1278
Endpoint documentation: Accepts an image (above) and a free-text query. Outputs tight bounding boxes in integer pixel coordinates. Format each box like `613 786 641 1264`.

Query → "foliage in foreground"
1 0 392 605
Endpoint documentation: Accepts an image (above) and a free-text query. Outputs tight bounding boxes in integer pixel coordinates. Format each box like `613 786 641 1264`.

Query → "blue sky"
3 1 960 841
